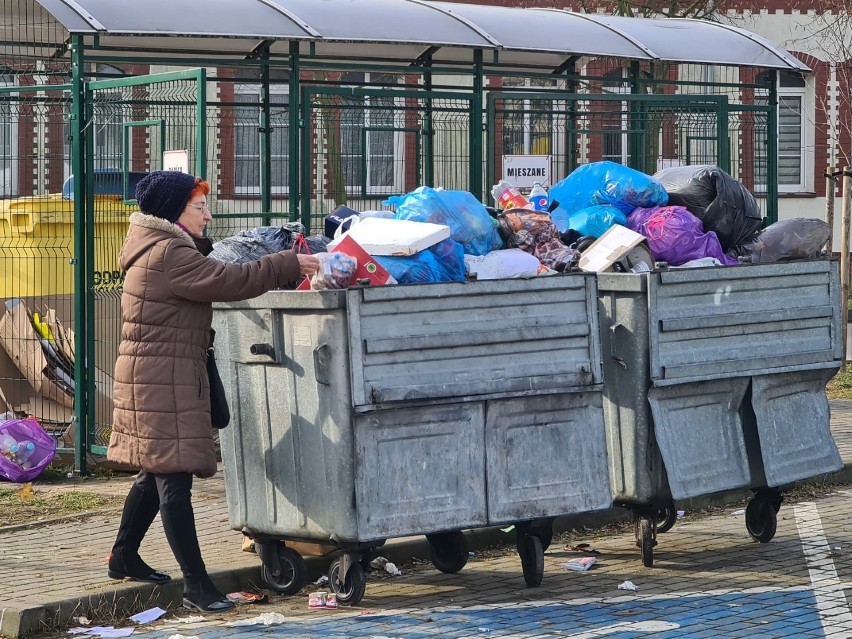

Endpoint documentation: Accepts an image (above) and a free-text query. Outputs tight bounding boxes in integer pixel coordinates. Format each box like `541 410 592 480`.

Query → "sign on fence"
502 155 550 188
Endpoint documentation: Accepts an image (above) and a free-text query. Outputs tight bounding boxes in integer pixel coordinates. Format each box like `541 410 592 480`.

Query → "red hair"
190 178 210 200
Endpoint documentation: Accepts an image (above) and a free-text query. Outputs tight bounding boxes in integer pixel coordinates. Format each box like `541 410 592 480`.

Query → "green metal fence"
0 48 780 472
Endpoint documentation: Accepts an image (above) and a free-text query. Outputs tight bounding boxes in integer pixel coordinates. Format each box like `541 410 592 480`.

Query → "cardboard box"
327 217 450 256
0 297 114 427
579 225 654 273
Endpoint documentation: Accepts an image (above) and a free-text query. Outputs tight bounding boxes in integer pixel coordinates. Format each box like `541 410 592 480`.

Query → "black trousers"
133 470 193 505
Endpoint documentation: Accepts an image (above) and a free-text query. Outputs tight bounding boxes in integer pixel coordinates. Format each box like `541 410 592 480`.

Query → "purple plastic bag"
0 418 57 483
628 206 738 267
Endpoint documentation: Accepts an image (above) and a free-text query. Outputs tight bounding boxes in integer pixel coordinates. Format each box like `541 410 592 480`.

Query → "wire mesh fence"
0 50 776 466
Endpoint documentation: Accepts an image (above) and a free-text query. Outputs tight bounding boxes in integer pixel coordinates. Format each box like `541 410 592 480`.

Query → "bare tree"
788 1 852 169
573 0 717 19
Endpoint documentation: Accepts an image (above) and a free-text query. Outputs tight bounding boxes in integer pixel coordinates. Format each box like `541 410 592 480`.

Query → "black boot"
108 484 171 584
160 500 234 612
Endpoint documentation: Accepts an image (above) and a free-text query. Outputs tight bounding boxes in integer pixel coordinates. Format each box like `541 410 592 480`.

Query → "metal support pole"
840 166 851 365
471 50 484 201
259 45 272 226
423 54 434 188
70 35 88 475
288 41 301 224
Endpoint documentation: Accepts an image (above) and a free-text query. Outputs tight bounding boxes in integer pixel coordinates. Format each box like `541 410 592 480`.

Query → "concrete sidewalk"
2 400 852 639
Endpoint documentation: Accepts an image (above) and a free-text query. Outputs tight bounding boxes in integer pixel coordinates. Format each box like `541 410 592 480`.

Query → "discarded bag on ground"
0 417 56 483
628 205 737 267
750 217 830 263
653 164 762 256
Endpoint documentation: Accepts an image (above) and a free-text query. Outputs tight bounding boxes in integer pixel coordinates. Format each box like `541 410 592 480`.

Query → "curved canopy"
22 0 809 72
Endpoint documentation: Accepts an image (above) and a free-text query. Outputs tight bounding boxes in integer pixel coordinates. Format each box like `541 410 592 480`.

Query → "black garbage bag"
210 223 329 264
750 217 830 263
653 164 763 256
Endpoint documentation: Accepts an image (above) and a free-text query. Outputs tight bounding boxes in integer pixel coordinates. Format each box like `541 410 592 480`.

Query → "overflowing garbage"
209 161 831 289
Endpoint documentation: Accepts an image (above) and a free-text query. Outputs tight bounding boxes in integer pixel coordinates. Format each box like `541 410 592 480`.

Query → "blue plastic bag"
385 187 501 256
550 161 668 215
374 238 466 284
565 204 628 238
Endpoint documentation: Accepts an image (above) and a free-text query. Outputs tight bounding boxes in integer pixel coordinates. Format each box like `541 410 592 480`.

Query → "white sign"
502 155 550 188
163 149 189 174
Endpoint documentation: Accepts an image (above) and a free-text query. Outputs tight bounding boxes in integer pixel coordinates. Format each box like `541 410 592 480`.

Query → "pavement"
2 401 852 639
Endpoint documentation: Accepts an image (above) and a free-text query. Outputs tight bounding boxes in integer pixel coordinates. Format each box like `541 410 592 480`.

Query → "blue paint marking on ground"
139 590 825 639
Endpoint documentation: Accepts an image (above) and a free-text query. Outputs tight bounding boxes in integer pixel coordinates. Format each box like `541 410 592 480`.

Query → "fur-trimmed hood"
121 211 195 271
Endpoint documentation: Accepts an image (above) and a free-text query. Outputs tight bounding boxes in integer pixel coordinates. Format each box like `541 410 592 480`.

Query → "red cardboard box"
333 235 396 286
296 236 397 290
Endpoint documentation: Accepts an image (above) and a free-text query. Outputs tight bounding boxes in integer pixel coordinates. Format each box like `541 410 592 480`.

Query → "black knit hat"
135 171 198 223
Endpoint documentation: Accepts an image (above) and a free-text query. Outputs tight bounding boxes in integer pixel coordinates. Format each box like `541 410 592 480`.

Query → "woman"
106 170 318 612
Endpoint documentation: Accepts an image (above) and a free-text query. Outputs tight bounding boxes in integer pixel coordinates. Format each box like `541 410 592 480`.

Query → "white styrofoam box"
326 217 451 256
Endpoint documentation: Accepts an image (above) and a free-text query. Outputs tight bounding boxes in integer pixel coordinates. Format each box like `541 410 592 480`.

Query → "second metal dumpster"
597 259 843 567
214 274 612 604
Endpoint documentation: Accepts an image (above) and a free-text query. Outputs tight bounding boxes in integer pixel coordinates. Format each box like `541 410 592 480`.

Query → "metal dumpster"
597 259 843 567
214 274 612 604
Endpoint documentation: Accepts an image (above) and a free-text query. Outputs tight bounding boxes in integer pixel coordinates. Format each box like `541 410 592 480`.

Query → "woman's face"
176 195 212 239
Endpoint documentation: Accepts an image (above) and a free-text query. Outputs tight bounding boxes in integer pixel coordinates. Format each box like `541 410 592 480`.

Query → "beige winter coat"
107 212 301 477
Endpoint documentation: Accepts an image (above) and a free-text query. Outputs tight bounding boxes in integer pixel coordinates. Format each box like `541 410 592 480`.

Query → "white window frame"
340 74 404 196
777 84 812 193
500 77 561 162
755 72 814 194
0 73 18 198
233 84 290 196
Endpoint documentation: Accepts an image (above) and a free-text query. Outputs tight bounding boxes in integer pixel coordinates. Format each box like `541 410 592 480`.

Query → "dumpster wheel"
328 559 366 606
637 517 656 568
260 546 306 596
426 531 469 574
745 495 778 543
517 533 544 587
654 501 678 534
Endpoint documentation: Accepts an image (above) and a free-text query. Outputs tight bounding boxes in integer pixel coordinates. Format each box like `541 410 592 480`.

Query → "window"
0 69 17 197
600 69 630 165
501 77 557 157
339 73 400 195
63 65 126 179
233 88 290 194
756 70 812 192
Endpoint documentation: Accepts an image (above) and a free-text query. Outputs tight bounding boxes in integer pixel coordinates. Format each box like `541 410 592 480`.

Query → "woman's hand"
296 253 320 278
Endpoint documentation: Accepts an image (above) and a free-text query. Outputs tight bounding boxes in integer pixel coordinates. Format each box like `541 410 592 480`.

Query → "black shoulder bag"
208 329 230 429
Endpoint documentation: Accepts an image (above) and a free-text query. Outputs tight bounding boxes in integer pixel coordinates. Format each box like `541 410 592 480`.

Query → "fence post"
825 166 836 252
841 166 852 366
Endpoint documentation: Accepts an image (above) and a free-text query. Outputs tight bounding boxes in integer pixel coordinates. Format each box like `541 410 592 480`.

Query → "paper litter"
225 612 287 627
561 557 597 572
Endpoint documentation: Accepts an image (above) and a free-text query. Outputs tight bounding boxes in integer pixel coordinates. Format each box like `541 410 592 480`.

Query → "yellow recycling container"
0 194 136 297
